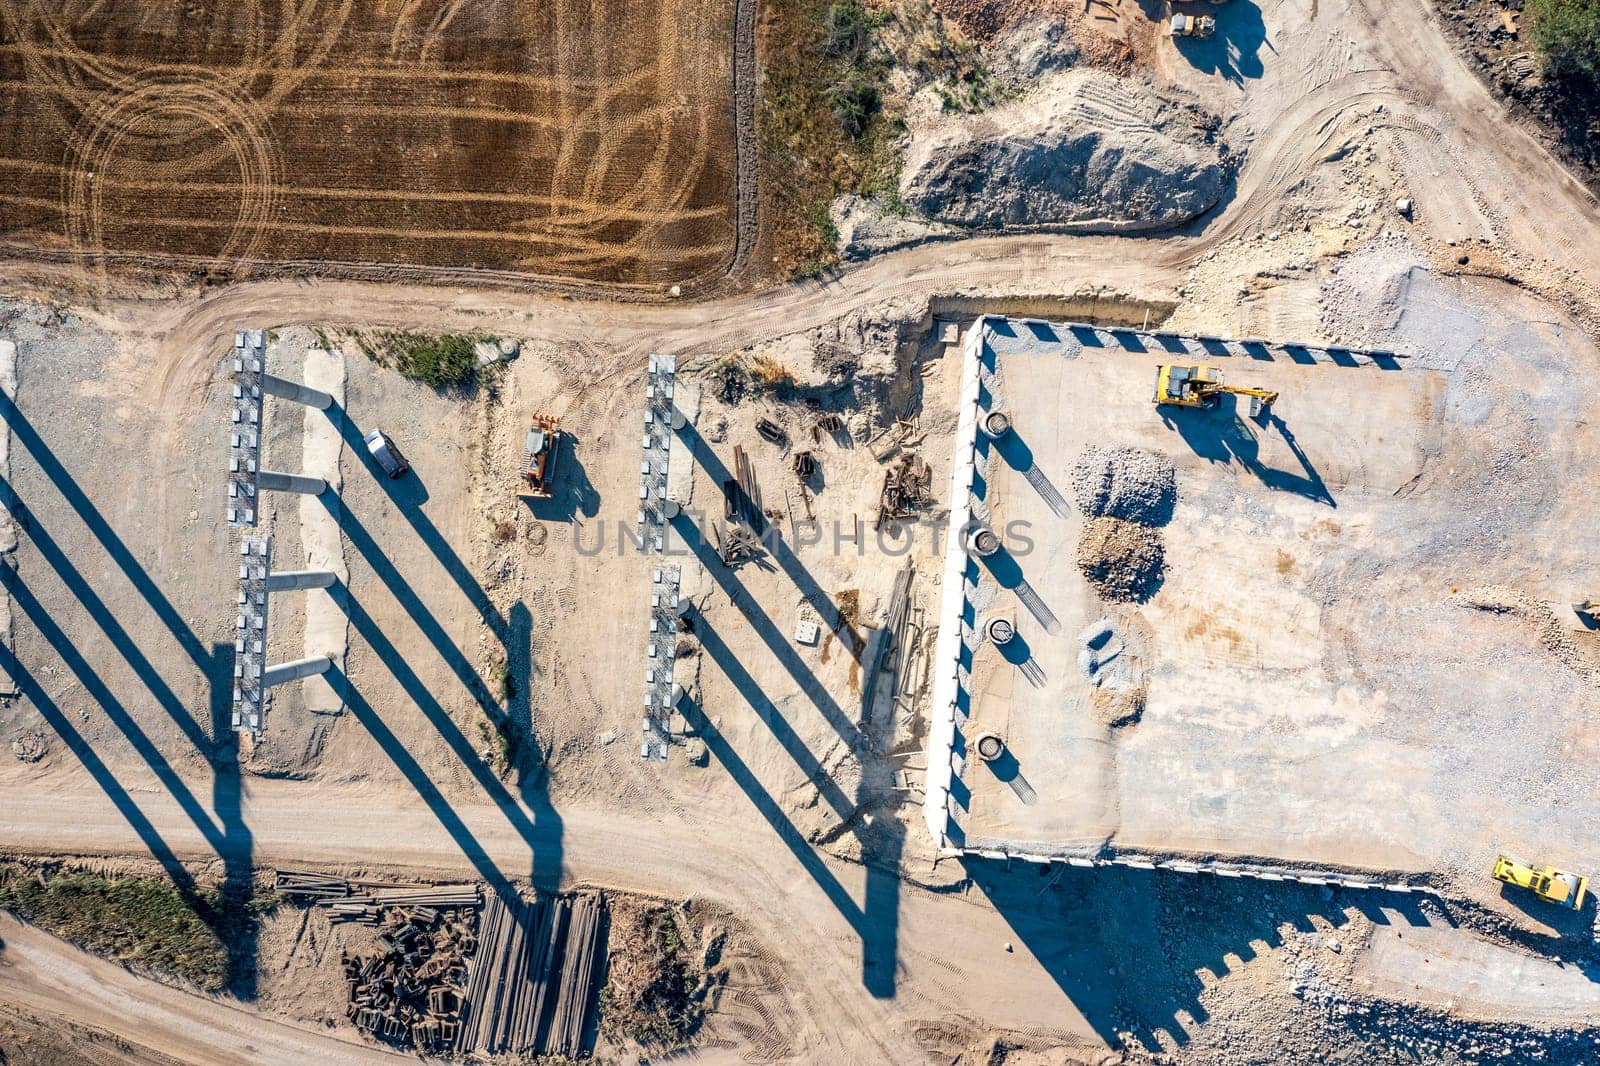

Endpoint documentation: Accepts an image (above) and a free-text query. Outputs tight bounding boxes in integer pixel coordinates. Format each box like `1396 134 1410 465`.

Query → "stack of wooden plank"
274 868 353 900
457 891 609 1058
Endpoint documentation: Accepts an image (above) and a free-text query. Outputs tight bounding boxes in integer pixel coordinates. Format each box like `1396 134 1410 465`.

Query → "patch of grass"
477 713 517 773
600 904 702 1049
762 0 902 277
358 330 489 391
1530 0 1600 83
489 657 514 703
0 864 270 992
891 0 997 113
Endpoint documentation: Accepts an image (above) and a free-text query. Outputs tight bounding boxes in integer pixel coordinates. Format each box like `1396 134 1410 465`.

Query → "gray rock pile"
1069 445 1177 525
900 69 1227 232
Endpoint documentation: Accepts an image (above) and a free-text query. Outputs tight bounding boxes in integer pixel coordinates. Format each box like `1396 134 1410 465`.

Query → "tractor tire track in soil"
0 0 738 289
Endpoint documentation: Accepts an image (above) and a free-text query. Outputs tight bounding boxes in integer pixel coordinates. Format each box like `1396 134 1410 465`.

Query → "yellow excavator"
1153 364 1279 418
1492 854 1589 910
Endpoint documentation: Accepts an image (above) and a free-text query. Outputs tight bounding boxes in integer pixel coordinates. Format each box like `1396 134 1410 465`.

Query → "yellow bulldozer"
516 415 562 500
1492 854 1589 910
1153 364 1279 418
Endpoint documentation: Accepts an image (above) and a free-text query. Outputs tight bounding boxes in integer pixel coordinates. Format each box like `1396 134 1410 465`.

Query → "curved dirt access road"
0 914 404 1065
15 0 1598 415
0 779 1115 1063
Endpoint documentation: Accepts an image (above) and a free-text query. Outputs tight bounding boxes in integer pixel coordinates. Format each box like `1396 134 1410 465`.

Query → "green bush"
1530 0 1600 82
389 332 479 390
828 75 883 138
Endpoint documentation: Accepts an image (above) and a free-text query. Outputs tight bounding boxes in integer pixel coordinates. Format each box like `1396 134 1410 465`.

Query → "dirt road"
0 913 402 1065
0 775 1112 1061
8 0 1582 428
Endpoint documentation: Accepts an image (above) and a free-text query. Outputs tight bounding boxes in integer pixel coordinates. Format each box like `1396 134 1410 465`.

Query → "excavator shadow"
1159 398 1334 507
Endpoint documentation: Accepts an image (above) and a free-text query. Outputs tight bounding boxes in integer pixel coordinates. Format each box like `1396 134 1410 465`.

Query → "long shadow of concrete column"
669 512 862 745
7 571 225 852
340 594 562 894
692 609 855 818
678 692 899 995
329 401 508 642
209 642 258 998
0 472 214 752
0 640 197 895
322 494 501 718
0 392 210 668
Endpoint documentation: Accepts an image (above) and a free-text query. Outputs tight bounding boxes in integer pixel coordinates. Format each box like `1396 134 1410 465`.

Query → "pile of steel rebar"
275 870 480 925
457 891 609 1058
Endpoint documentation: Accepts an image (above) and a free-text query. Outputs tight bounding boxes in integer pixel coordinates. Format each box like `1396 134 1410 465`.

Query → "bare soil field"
0 0 736 287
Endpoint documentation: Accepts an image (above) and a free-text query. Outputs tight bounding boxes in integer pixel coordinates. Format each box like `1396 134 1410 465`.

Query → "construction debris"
732 445 764 530
716 522 765 564
755 417 786 444
870 416 924 461
277 871 484 1052
276 870 607 1057
876 451 932 529
791 449 817 480
811 412 844 442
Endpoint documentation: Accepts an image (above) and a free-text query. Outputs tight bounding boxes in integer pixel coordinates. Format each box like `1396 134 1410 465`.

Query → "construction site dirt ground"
4 0 1600 1061
4 259 1600 1062
0 1 737 287
954 307 1600 890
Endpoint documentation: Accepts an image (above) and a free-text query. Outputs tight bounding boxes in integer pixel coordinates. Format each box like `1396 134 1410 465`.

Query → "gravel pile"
1076 517 1165 603
1069 445 1176 525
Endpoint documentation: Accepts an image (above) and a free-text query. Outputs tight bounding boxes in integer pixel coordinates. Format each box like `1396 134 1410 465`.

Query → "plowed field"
0 1 736 286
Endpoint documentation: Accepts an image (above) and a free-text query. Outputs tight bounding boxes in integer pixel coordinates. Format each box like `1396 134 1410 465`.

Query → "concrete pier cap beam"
262 654 334 688
260 372 335 411
258 469 328 495
264 569 338 593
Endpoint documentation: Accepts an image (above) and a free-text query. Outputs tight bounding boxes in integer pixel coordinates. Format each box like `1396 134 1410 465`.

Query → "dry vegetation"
761 0 992 276
0 861 275 994
599 900 705 1050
